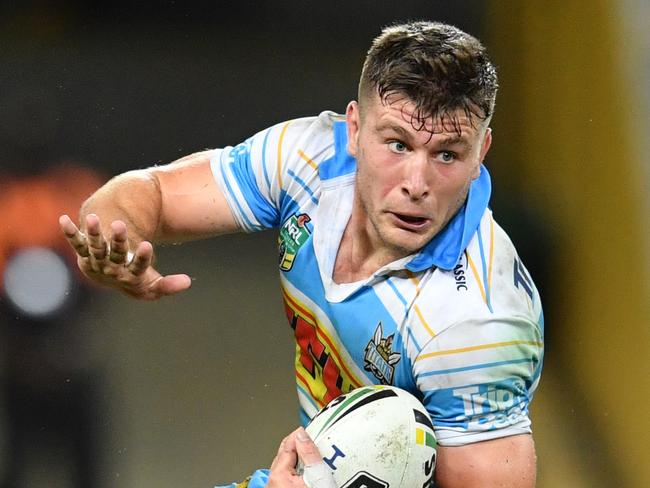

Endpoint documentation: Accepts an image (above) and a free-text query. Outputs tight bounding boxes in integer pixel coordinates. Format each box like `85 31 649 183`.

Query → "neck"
332 204 407 284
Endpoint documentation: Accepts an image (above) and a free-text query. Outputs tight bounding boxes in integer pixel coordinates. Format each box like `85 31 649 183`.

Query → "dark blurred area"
0 162 106 488
0 1 485 175
1 1 648 487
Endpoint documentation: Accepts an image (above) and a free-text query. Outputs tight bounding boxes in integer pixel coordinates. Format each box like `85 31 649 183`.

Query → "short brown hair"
359 21 498 134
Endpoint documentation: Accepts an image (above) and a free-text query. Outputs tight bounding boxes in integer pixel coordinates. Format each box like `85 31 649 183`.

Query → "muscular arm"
80 150 238 245
435 434 536 488
60 150 240 300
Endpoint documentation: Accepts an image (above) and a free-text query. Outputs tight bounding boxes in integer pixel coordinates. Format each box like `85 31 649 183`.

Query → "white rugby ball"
304 385 437 488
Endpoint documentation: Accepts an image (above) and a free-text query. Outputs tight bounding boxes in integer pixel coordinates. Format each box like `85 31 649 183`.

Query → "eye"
388 140 409 154
438 151 457 164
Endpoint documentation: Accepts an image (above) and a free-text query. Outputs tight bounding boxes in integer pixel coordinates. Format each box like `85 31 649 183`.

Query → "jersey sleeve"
413 315 544 447
210 112 337 232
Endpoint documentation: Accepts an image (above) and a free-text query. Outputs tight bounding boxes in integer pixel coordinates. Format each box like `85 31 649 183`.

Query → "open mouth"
397 214 426 224
392 213 429 229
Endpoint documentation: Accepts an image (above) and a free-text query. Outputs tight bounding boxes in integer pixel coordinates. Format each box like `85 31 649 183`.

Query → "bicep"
435 434 536 488
152 150 240 241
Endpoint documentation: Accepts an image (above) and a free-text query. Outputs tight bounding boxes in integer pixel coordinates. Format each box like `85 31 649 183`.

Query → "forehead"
363 92 484 139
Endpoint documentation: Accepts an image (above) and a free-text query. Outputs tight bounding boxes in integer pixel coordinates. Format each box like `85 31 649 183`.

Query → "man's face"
346 93 492 260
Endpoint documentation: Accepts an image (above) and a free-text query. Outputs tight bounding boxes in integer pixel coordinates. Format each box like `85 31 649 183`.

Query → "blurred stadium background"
0 1 648 487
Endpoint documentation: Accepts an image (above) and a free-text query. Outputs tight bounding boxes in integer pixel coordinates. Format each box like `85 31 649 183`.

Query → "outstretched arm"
60 150 239 300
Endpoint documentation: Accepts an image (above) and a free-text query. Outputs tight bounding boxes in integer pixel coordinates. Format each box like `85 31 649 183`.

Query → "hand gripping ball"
303 385 437 488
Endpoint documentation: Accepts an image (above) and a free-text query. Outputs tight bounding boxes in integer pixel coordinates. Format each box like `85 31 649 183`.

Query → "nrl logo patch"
364 323 401 385
278 213 311 271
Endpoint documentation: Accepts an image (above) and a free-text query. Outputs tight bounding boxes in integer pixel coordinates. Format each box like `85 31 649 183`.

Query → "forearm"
78 150 239 246
80 169 163 246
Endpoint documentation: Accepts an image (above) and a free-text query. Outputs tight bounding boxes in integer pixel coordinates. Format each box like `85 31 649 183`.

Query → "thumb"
295 428 322 466
296 429 336 488
158 274 192 296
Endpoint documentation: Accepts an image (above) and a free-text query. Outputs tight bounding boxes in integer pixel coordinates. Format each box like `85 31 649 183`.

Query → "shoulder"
418 210 542 334
468 211 543 324
249 111 342 177
403 209 544 370
260 111 342 147
399 212 544 447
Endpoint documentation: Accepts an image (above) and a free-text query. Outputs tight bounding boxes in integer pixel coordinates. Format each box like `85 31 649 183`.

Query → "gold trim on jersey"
297 149 319 170
415 339 544 362
277 121 292 189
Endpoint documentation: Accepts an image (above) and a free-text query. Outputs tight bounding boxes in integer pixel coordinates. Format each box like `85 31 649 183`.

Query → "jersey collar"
406 165 491 272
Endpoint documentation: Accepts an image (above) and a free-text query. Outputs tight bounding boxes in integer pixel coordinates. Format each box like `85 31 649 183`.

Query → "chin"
384 232 431 257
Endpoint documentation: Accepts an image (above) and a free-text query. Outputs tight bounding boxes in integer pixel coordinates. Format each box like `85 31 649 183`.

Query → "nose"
401 155 429 201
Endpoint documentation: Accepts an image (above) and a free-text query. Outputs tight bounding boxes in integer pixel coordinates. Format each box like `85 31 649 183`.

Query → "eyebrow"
437 136 471 149
377 123 411 139
377 123 472 149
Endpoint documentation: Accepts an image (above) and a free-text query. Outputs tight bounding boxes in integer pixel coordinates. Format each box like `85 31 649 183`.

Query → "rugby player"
61 21 543 487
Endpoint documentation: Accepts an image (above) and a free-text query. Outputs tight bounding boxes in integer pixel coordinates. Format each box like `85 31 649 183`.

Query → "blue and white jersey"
210 111 544 447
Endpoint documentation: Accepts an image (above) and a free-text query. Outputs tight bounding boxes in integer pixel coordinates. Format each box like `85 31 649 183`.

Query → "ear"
346 101 361 157
473 127 492 179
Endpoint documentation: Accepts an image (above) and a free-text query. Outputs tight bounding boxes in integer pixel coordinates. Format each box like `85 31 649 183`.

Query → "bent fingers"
59 214 90 257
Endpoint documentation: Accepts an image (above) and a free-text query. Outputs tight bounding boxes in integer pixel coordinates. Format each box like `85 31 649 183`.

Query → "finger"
302 463 336 488
157 274 192 296
108 220 130 264
296 429 335 488
59 214 90 257
295 428 322 466
85 214 108 260
127 241 155 276
132 275 192 301
270 432 298 472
